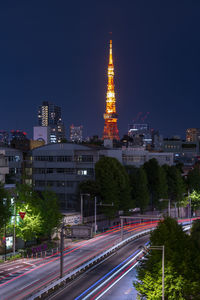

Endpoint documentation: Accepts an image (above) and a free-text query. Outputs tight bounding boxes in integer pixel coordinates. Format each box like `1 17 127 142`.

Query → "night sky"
0 1 200 140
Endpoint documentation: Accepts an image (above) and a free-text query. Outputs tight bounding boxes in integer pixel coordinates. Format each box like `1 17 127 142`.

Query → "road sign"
19 212 26 220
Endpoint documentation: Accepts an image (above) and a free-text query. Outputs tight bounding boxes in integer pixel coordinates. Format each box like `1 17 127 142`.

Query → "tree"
181 190 200 212
191 219 200 250
39 190 62 239
13 184 61 241
143 159 168 209
129 167 149 213
0 185 12 236
187 166 200 192
79 180 100 199
163 165 185 204
134 217 200 299
95 157 132 217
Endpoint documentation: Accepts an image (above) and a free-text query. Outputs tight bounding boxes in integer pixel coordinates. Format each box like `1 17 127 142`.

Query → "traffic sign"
19 212 26 220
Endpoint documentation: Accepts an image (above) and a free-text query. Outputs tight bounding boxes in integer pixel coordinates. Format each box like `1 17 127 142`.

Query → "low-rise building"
0 147 23 183
122 147 174 167
0 150 9 183
31 143 99 211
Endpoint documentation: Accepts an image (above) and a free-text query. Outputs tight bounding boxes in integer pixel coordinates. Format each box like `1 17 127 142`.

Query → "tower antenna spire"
102 39 119 141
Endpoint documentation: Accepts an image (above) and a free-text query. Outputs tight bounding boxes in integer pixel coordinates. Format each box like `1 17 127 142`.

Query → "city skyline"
0 1 200 139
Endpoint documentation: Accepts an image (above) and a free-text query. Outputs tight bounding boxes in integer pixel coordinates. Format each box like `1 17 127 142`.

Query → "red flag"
19 212 26 220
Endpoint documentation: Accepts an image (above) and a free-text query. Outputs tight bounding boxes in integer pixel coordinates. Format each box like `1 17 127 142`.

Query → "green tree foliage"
95 157 132 217
134 217 200 299
39 190 62 239
129 167 149 213
187 166 200 192
163 165 185 204
14 184 61 241
0 185 12 236
79 180 100 198
143 159 168 209
191 219 200 250
182 190 200 212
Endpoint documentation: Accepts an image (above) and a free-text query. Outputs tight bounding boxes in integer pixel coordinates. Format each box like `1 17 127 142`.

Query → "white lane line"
7 268 14 271
18 279 38 290
95 261 140 300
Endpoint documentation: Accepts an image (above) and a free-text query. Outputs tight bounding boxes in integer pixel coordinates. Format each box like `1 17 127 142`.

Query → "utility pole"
94 196 97 235
142 245 165 300
60 223 64 278
13 203 16 255
121 218 123 241
162 245 165 300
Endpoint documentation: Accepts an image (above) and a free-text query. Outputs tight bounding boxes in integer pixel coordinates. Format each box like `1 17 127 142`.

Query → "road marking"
7 268 14 271
18 279 38 290
25 262 36 266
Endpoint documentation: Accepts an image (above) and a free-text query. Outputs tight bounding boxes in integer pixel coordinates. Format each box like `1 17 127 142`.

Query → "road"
48 235 148 300
0 221 156 300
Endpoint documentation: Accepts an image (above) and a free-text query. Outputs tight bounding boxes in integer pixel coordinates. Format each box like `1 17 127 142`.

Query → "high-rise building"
102 40 119 141
37 101 65 143
186 128 200 142
70 125 83 143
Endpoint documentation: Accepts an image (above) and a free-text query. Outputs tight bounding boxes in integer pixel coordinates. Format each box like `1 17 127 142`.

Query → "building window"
57 156 72 162
74 155 93 162
56 168 75 174
77 168 94 176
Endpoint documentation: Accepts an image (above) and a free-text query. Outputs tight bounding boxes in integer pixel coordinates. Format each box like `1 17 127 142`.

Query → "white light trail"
82 250 143 300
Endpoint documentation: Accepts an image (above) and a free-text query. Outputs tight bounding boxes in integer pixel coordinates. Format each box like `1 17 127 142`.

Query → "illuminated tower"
102 40 120 140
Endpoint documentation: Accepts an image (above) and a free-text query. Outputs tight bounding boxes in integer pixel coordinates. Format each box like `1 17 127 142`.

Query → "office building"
37 101 66 143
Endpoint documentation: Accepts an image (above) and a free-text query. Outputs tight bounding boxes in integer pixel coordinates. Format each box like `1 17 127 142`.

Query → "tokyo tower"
102 40 120 141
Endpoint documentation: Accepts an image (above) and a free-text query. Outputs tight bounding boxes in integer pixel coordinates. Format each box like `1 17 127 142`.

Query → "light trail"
92 260 140 300
75 250 144 300
74 249 142 300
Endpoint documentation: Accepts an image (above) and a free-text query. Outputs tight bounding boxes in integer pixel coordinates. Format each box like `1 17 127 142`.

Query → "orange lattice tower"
102 40 120 140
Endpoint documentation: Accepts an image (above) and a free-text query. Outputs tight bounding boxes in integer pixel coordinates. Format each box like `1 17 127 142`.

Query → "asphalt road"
0 222 155 300
48 235 149 300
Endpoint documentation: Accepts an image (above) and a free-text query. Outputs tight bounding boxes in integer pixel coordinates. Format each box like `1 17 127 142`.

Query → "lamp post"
60 222 64 278
142 245 165 300
94 196 97 235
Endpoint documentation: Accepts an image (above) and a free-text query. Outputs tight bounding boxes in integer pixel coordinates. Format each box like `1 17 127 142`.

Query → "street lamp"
142 245 165 300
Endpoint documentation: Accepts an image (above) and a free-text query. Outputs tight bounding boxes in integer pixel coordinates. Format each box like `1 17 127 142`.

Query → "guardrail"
27 227 153 300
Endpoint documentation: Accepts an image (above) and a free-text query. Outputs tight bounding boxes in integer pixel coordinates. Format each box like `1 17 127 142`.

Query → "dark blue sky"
0 1 200 139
